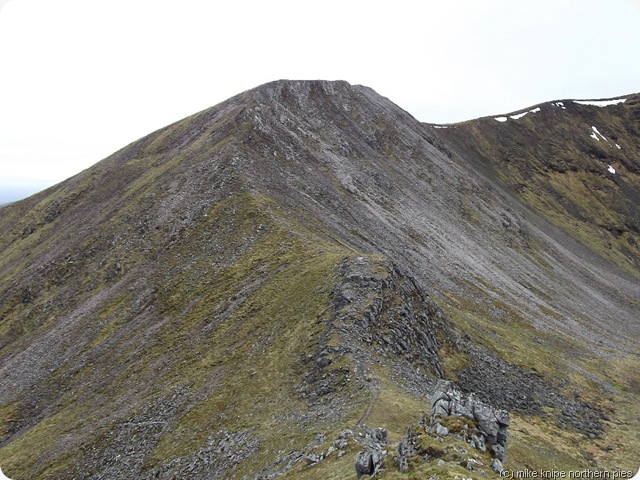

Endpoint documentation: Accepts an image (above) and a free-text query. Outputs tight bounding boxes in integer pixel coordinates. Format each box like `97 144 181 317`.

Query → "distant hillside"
0 81 638 479
430 94 640 277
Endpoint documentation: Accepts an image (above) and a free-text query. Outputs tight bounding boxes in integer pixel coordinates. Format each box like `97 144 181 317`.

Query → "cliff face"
0 80 638 478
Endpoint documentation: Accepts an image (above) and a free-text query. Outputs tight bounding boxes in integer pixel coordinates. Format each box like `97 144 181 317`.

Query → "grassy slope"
0 189 375 478
437 288 640 473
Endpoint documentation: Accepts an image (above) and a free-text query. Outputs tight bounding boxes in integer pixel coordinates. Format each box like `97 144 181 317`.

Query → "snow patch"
510 112 528 120
509 106 542 120
494 116 508 123
608 165 616 174
590 126 614 147
616 143 621 149
592 126 606 140
573 98 627 107
432 125 449 129
552 102 566 109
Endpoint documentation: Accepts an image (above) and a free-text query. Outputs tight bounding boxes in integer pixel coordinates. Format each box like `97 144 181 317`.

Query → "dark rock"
316 356 332 368
354 453 372 474
354 426 387 478
456 345 604 437
363 426 388 445
330 258 456 381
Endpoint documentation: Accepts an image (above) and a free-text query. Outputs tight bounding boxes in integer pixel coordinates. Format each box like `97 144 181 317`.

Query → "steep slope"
431 94 640 276
0 80 638 479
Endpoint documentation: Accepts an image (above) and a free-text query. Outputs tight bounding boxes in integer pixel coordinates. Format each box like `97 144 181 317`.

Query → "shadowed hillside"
0 80 638 479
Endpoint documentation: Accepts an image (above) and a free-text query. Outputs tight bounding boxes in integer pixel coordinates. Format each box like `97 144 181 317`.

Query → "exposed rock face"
355 450 383 479
296 255 456 412
430 380 509 461
330 256 454 380
491 458 505 474
393 381 511 475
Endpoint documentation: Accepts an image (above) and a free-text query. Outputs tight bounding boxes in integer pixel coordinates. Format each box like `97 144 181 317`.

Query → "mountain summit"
0 80 638 478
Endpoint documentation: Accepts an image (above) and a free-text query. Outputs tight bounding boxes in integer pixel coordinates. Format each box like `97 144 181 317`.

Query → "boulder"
491 458 505 474
355 451 374 477
491 443 506 462
355 449 384 479
435 423 450 436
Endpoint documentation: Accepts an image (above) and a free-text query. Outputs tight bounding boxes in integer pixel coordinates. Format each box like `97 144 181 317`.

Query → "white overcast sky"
1 0 639 201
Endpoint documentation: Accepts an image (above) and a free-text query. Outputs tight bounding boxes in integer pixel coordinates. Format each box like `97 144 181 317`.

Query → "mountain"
0 80 638 479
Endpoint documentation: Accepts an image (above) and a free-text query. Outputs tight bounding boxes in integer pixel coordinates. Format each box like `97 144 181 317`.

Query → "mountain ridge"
0 80 638 479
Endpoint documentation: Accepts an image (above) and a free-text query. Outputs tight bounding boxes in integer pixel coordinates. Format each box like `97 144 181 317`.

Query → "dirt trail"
357 386 379 425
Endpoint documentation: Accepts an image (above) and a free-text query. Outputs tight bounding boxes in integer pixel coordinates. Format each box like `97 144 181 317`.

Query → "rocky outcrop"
430 379 509 461
394 417 498 477
393 380 510 476
330 256 455 380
